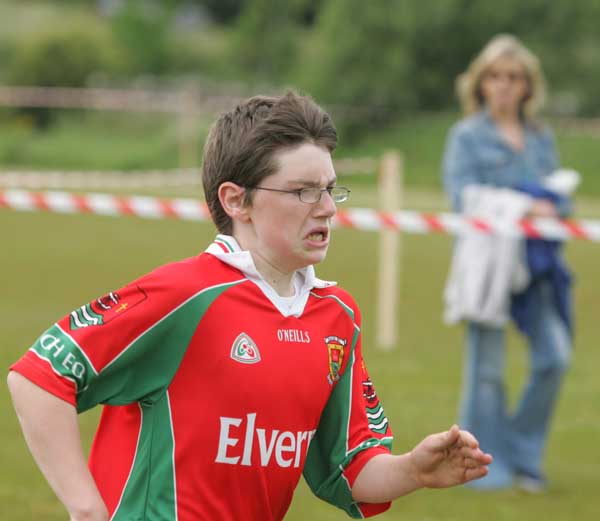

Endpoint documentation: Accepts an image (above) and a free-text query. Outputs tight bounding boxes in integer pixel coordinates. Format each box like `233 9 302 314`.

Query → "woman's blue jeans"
459 281 571 489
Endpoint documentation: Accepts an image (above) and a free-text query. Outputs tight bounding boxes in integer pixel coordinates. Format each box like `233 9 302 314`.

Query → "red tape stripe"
562 219 589 240
469 218 492 233
200 202 211 219
157 199 178 219
423 214 446 233
520 220 542 239
334 211 354 228
379 212 399 230
31 192 50 211
73 194 92 213
115 196 134 216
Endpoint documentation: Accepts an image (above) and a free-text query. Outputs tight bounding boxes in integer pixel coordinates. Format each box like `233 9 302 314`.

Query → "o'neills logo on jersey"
215 413 316 468
230 333 261 364
276 329 311 343
69 286 147 330
325 335 347 385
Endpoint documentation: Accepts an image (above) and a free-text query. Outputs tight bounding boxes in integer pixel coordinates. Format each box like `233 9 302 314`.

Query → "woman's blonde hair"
456 34 546 120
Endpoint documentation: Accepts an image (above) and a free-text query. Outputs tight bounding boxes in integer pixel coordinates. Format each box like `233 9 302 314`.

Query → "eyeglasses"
248 185 351 203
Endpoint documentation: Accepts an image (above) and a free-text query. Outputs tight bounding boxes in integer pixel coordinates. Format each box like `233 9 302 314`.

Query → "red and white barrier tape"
2 189 599 241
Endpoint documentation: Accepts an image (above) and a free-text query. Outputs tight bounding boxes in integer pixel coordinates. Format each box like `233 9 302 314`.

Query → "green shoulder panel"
75 279 244 412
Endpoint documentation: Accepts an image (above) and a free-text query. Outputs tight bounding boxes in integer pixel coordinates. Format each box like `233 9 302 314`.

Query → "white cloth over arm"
444 185 533 328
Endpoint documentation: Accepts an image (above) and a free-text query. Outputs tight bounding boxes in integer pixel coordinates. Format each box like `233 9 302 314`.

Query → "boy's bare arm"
7 371 108 521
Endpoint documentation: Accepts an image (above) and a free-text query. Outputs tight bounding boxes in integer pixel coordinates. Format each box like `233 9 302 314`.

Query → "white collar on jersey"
205 234 336 318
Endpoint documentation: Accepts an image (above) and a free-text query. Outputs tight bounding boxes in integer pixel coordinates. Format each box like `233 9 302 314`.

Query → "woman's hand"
529 199 558 218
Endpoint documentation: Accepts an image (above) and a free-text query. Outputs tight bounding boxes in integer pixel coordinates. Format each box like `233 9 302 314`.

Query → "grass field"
1 184 599 520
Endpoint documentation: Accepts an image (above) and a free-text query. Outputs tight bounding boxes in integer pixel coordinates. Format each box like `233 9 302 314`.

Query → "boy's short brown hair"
201 91 338 234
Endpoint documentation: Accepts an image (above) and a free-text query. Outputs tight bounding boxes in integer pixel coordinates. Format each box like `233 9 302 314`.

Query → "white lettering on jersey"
275 431 295 467
276 329 311 343
39 334 86 380
241 412 256 465
215 413 316 468
256 428 279 466
215 417 242 464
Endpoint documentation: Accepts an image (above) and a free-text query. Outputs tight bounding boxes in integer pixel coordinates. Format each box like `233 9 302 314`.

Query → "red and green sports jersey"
10 236 393 520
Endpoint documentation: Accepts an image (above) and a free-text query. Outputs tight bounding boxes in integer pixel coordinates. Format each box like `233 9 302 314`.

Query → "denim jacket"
441 109 572 337
442 109 561 213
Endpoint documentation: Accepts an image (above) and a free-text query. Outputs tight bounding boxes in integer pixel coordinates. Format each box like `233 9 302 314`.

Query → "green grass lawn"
1 186 599 520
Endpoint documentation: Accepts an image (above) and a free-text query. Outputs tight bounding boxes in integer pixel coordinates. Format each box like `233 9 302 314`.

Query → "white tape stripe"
579 219 600 238
85 193 120 216
3 190 600 241
129 196 164 219
45 191 79 213
4 189 37 211
171 198 207 220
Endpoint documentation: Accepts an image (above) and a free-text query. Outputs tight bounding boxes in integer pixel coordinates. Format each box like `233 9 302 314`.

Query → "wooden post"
376 151 402 350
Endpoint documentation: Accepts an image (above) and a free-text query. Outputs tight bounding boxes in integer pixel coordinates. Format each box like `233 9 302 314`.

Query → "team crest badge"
69 286 147 330
230 333 261 364
325 335 347 385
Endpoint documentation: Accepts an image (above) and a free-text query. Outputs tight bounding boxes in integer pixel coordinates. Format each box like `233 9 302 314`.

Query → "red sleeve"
8 258 207 412
10 352 78 406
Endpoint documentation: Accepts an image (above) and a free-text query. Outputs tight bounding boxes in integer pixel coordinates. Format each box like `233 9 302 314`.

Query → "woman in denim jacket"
441 34 572 491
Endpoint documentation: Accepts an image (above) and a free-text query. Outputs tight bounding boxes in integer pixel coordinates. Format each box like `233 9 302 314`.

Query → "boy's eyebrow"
288 176 338 187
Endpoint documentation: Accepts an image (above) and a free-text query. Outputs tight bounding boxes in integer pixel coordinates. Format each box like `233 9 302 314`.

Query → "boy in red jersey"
8 92 492 521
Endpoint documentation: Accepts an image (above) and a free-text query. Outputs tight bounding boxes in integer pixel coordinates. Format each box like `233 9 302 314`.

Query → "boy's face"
245 142 337 274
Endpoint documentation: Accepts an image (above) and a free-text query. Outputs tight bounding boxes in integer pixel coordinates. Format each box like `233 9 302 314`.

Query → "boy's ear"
218 182 251 223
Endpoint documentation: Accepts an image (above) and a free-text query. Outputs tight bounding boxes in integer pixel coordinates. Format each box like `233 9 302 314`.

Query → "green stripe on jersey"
303 292 391 517
76 279 244 412
303 324 363 517
30 324 97 392
112 392 177 520
215 235 235 252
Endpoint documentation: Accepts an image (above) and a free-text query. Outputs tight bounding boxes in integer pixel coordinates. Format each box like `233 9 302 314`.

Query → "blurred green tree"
7 14 124 127
230 0 299 82
196 0 245 24
294 0 413 140
110 0 174 75
292 0 600 138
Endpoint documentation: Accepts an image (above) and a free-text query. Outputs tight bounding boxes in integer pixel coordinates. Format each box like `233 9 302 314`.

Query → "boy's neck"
250 250 296 297
233 231 297 297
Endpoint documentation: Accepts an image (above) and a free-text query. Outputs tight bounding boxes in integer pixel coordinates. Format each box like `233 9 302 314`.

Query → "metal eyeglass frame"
247 185 351 203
